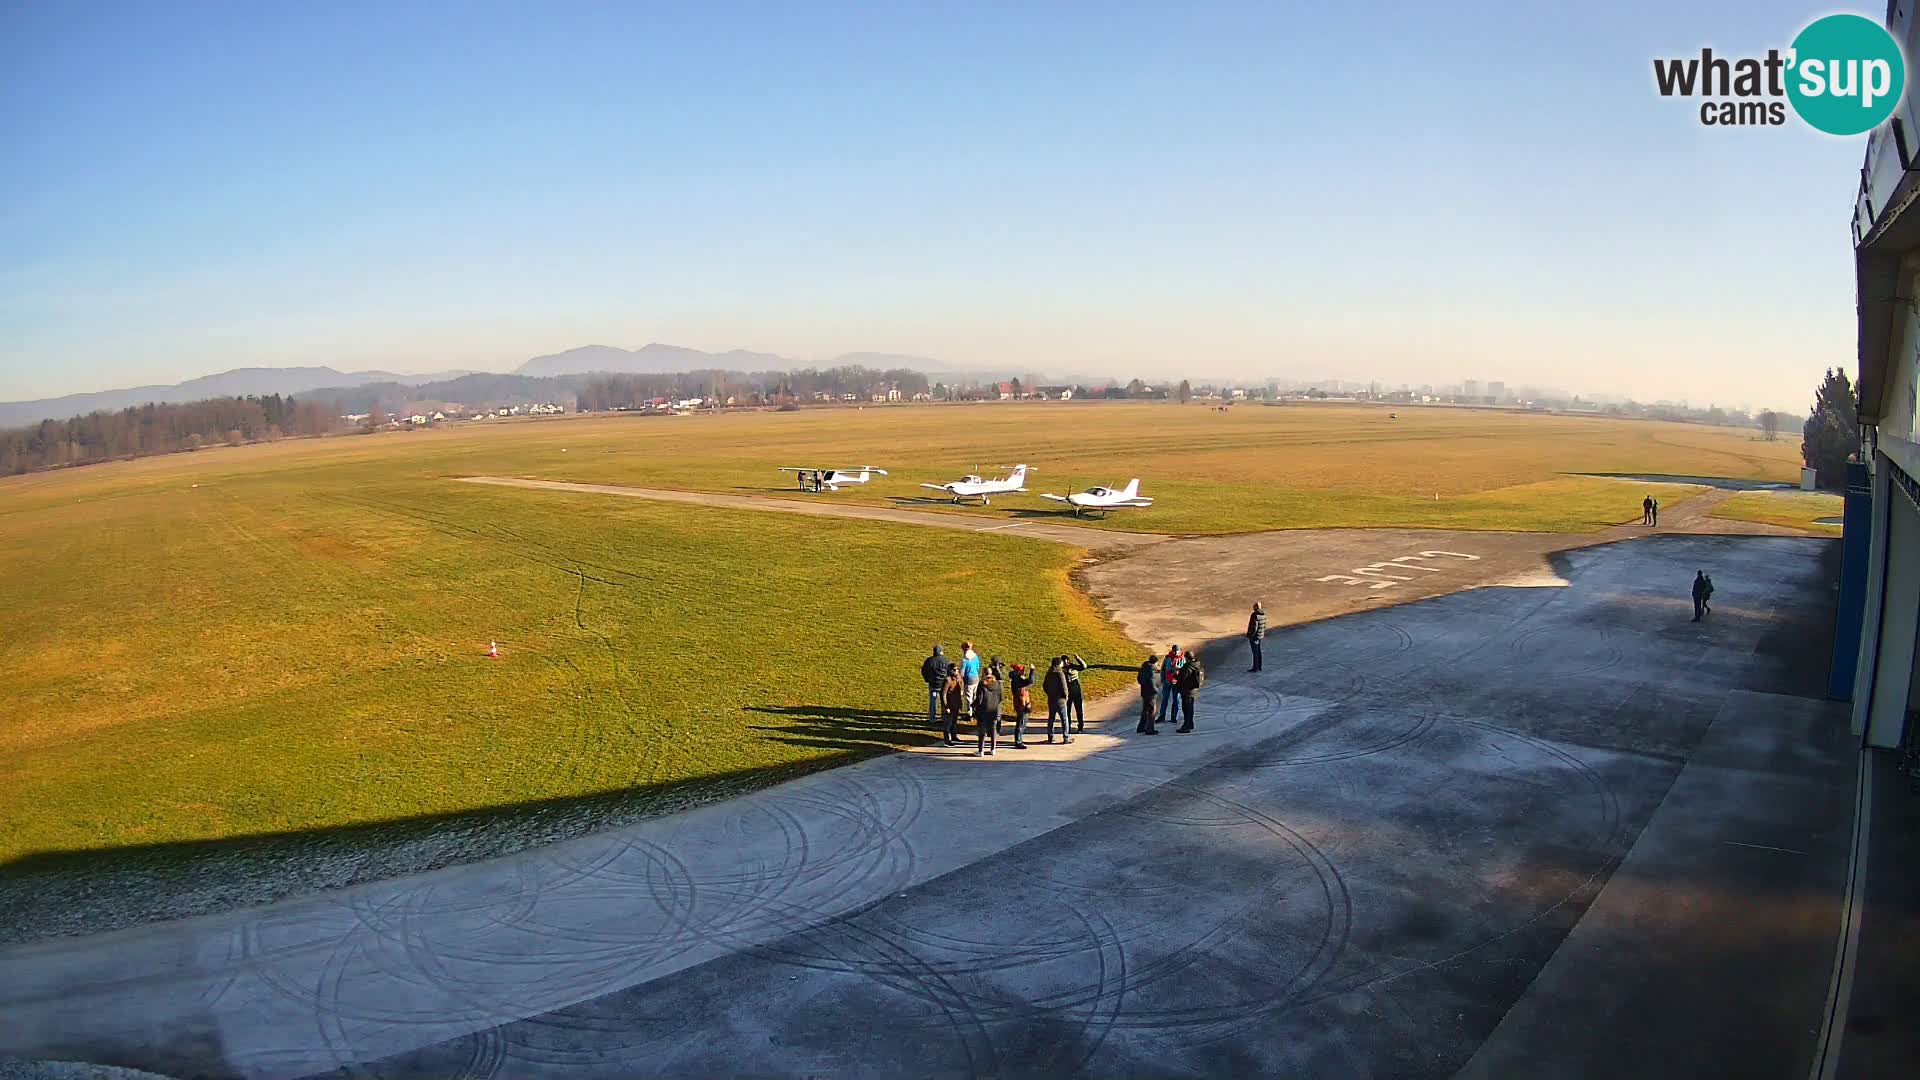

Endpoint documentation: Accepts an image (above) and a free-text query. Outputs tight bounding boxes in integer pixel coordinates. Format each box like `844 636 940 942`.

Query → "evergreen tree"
1801 367 1859 488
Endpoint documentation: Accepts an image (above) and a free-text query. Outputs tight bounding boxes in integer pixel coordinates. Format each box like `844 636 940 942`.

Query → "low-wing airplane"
1039 479 1153 516
778 466 887 492
919 464 1031 504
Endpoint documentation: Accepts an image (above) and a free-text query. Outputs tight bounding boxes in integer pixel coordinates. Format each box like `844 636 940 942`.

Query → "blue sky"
0 0 1874 410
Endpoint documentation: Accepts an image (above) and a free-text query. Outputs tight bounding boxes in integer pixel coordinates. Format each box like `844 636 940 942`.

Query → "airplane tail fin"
1122 478 1139 498
1010 464 1027 482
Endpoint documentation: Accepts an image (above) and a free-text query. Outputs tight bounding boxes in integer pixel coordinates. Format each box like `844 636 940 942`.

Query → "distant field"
178 400 1795 534
1710 490 1844 534
0 401 1803 890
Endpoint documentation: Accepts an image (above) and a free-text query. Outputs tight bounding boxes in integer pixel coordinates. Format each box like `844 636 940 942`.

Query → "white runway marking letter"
1316 550 1481 589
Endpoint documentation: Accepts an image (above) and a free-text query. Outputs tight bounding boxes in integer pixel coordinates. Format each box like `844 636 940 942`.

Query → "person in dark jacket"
1692 570 1710 621
921 645 947 725
1176 654 1204 733
1063 653 1089 732
1008 662 1035 748
1642 495 1653 525
986 655 1007 736
1703 574 1714 615
1043 657 1073 744
941 664 965 745
973 668 1003 756
1651 498 1660 527
1136 652 1160 734
1246 603 1266 672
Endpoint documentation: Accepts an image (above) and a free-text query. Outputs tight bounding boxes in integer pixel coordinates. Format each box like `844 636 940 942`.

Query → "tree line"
0 394 340 475
576 365 935 410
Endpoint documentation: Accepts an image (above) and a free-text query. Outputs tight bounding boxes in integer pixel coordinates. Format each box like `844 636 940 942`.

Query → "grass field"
0 448 1138 872
178 400 1797 535
1709 489 1845 534
0 401 1811 927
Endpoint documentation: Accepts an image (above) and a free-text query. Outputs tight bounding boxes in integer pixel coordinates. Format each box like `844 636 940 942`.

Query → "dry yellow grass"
1709 490 1844 534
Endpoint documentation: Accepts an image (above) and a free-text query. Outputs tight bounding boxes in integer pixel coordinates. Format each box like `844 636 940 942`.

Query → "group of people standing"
918 602 1273 752
1641 495 1662 526
1135 645 1205 734
920 642 1093 755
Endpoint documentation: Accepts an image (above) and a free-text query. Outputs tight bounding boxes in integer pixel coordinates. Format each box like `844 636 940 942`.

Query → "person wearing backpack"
972 667 1003 757
1008 661 1035 749
1043 656 1073 744
1175 654 1205 733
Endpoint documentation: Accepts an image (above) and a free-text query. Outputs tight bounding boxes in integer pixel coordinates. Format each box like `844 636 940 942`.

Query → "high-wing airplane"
1039 479 1153 516
919 464 1031 504
778 466 887 493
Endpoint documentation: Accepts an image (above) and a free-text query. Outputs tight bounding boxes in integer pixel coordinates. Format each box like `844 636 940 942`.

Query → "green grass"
0 452 1138 864
1709 489 1844 534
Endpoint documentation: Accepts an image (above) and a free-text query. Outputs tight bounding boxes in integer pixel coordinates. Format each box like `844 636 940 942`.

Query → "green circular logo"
1787 14 1906 135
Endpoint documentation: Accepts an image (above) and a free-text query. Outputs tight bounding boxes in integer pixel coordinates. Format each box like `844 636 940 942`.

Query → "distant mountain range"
0 345 956 427
0 366 474 428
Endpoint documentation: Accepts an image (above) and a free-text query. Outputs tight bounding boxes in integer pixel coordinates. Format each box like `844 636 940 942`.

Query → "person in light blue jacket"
961 641 981 710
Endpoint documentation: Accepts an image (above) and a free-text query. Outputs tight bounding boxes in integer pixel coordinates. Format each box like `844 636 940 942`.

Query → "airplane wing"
777 467 819 473
1038 494 1071 503
919 483 953 491
1115 499 1154 507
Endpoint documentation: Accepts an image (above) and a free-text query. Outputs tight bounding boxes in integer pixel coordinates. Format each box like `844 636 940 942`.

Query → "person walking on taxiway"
1044 656 1073 744
921 644 947 725
973 664 1004 756
1247 603 1267 673
1176 652 1205 733
1136 651 1161 734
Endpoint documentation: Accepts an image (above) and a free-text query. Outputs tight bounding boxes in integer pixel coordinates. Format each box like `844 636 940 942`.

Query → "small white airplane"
919 464 1031 505
778 466 887 493
1039 479 1153 516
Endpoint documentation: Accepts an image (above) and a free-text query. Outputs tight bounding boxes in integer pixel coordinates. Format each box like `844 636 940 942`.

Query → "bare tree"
1759 410 1780 441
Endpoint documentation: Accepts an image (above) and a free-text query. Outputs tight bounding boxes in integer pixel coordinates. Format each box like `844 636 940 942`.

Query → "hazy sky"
0 1 1872 411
